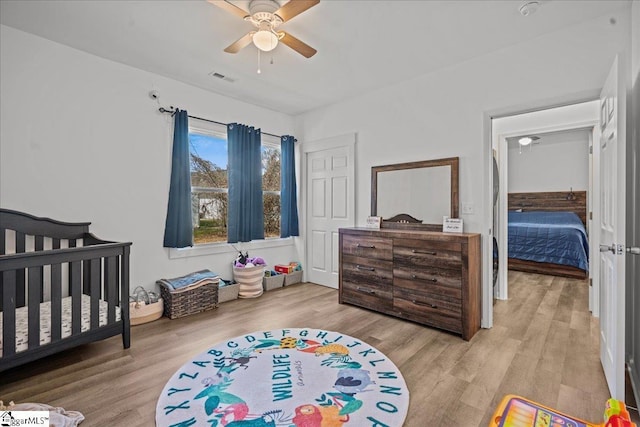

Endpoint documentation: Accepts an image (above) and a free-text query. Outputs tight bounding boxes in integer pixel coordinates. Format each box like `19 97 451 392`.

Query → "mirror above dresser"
371 157 459 231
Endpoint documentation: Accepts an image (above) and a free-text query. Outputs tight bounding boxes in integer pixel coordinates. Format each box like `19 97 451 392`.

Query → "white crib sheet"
0 294 121 356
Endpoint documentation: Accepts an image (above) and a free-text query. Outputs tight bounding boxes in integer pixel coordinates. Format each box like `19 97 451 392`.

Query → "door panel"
599 56 626 400
306 143 354 288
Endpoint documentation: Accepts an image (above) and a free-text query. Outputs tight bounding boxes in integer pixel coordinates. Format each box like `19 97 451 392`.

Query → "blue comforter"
508 211 589 271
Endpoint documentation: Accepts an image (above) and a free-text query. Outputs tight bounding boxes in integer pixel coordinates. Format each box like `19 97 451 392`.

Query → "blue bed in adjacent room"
508 210 589 278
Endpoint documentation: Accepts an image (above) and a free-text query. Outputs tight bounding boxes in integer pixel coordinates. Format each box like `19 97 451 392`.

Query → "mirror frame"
371 157 459 230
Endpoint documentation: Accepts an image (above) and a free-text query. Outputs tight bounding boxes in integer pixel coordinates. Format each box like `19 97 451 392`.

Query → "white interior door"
599 56 626 400
304 140 354 288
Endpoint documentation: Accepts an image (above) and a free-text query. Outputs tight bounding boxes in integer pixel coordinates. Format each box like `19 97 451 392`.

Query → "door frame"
300 133 356 287
482 98 601 328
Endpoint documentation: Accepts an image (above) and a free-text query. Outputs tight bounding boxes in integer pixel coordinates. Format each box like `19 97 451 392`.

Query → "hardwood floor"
0 272 612 426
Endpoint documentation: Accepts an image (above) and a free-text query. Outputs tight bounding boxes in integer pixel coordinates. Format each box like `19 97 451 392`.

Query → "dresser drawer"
394 275 462 300
342 234 393 260
394 267 462 291
393 288 462 333
394 239 462 270
342 254 393 285
341 281 393 311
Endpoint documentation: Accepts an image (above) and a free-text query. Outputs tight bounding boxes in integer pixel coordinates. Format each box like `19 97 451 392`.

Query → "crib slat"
2 271 17 357
121 246 131 349
16 231 26 308
50 261 62 342
70 260 81 335
28 266 42 349
35 235 44 303
90 258 100 329
83 259 91 295
0 228 4 311
105 256 117 324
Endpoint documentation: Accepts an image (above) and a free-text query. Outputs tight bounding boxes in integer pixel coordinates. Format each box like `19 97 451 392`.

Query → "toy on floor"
489 395 637 427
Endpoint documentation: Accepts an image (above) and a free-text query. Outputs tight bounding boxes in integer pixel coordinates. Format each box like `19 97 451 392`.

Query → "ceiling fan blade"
207 0 250 19
279 32 317 58
224 32 254 53
274 0 320 22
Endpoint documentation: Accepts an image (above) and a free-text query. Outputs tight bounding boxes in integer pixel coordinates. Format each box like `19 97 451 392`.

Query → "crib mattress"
0 295 121 356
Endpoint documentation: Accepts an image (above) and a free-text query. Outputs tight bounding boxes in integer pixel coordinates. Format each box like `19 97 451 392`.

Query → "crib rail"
0 209 131 372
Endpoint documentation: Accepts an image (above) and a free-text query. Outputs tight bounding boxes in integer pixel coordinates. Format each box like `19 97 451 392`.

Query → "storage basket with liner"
283 269 303 286
263 273 285 291
234 265 265 298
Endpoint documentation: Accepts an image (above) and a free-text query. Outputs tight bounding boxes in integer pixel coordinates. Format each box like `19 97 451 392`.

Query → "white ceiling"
506 128 591 149
0 0 630 115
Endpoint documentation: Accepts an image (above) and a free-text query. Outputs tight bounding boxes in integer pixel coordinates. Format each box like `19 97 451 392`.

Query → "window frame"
169 120 292 259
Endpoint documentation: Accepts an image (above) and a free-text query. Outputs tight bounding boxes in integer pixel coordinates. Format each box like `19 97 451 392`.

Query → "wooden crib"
0 209 131 372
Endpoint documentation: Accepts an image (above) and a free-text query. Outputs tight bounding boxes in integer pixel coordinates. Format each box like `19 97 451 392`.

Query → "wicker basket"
159 280 219 319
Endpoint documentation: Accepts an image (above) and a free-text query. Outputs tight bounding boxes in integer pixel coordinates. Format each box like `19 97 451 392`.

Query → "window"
189 120 280 244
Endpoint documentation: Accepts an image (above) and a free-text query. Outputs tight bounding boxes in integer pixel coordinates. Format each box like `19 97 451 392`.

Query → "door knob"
627 246 640 255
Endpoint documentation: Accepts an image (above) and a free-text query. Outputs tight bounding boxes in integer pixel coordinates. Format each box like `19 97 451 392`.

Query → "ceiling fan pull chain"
257 49 262 74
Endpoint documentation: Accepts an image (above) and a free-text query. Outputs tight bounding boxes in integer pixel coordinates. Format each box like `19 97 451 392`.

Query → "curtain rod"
158 106 282 139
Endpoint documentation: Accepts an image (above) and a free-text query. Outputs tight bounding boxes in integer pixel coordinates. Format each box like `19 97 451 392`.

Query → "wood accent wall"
508 191 587 226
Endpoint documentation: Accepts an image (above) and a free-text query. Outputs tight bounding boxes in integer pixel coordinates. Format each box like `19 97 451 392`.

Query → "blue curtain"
280 135 299 237
163 110 193 248
227 123 264 243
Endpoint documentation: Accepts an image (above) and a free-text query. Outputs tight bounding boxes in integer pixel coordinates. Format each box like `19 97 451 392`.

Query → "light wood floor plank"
0 272 620 426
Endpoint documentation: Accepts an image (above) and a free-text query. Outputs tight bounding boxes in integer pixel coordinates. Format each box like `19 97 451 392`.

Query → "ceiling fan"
208 0 319 58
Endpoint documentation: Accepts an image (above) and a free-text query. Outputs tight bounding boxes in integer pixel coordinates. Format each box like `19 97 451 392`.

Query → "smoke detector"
519 1 541 16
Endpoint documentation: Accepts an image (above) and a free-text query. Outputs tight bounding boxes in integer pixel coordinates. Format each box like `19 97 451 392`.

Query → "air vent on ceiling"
208 71 235 83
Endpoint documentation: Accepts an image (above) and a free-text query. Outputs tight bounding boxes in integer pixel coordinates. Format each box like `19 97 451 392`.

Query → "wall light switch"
462 203 475 215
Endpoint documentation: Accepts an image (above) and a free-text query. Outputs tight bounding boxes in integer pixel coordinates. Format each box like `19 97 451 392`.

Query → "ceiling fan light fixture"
518 136 540 146
252 29 279 52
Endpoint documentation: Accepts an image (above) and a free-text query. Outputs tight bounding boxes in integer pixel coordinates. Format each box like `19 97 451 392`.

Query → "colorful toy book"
489 395 637 427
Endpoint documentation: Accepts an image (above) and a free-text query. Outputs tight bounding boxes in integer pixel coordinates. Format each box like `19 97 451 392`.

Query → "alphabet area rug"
156 328 409 427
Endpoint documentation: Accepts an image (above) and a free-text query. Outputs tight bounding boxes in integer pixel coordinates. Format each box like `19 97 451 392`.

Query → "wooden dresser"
339 227 482 340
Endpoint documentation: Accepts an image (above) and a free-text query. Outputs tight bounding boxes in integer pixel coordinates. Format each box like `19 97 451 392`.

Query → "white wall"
295 10 630 234
0 25 298 289
507 131 590 193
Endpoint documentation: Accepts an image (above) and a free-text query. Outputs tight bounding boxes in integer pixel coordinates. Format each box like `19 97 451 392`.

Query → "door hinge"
589 145 593 154
589 278 593 287
589 211 593 220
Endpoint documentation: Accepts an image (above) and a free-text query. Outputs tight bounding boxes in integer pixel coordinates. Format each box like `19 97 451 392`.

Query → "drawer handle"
412 249 437 255
357 286 376 295
356 243 376 249
411 299 438 309
356 265 375 271
409 274 437 283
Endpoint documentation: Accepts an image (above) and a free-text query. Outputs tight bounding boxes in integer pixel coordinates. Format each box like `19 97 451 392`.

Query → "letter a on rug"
156 328 409 427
